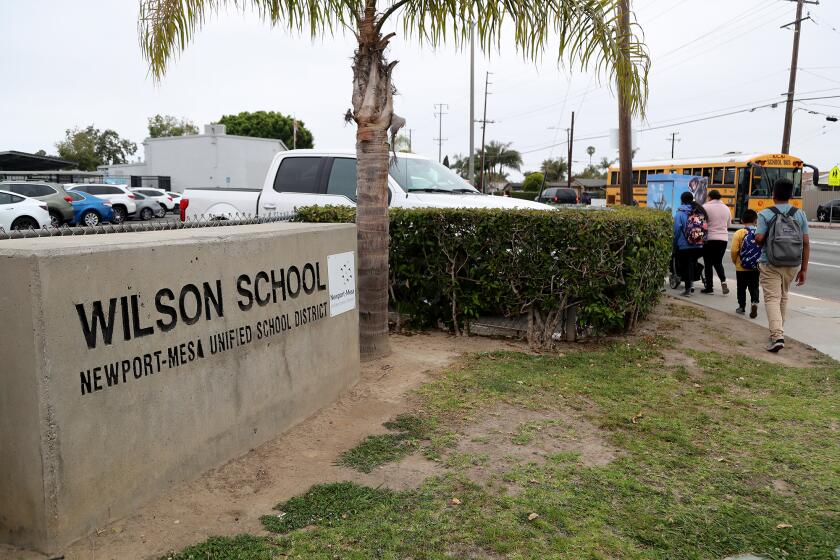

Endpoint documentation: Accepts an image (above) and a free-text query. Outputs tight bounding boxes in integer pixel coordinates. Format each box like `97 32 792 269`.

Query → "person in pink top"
701 190 732 294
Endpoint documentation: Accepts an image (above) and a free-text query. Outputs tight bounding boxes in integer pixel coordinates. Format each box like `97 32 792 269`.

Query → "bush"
522 172 545 192
295 207 671 346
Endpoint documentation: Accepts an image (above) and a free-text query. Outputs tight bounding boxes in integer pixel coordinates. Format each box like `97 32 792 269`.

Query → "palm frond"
397 0 649 115
138 0 361 80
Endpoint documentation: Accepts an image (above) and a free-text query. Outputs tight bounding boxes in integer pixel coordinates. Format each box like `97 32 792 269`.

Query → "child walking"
730 209 761 318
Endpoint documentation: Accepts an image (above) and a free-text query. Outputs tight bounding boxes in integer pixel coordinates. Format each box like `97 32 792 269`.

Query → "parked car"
65 184 137 223
0 181 74 227
67 190 114 226
166 191 182 212
0 189 51 230
131 187 176 212
132 192 166 220
180 150 552 220
816 199 840 222
536 187 579 205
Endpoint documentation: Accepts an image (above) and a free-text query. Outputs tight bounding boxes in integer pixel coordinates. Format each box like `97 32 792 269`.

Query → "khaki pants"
759 263 799 340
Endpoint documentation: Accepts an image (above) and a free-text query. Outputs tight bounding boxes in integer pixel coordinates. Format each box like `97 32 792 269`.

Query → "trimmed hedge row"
295 206 671 346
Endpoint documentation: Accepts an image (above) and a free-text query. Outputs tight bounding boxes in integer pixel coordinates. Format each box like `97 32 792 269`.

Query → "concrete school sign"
0 223 359 553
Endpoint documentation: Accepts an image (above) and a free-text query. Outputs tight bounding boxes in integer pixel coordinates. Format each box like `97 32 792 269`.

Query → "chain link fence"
0 212 297 241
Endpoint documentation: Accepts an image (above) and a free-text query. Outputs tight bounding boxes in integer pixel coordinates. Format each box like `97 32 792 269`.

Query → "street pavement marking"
810 240 840 247
809 261 840 269
789 292 821 300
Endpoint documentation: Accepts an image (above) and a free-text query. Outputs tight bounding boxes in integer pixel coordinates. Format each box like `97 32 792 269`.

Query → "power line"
517 94 840 157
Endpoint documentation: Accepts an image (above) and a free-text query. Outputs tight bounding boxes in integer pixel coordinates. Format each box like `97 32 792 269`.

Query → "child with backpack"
755 178 810 353
673 191 708 297
730 209 761 318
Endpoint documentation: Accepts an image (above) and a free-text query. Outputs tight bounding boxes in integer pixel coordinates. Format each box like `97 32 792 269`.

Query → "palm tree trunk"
356 127 391 360
352 4 394 360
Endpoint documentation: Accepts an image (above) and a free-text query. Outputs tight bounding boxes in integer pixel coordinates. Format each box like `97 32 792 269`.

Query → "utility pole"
667 132 681 159
434 103 448 162
478 72 494 193
567 111 575 191
781 0 818 154
617 0 634 205
468 23 476 182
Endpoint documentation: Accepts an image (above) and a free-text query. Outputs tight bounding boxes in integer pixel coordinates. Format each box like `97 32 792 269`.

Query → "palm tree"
139 0 649 361
541 157 568 183
483 141 522 180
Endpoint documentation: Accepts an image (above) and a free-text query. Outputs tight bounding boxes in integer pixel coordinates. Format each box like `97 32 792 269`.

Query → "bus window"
724 167 736 184
702 168 712 180
633 170 641 185
713 168 724 184
683 169 691 175
639 170 648 184
609 171 619 186
692 167 702 176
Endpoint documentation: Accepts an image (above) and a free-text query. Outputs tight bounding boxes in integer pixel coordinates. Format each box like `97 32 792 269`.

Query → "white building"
99 124 288 192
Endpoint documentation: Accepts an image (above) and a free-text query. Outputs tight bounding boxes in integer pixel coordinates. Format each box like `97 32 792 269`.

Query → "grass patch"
260 482 398 534
168 336 840 559
162 535 281 560
336 414 431 473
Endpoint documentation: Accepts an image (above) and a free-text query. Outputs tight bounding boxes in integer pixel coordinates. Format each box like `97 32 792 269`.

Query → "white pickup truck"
180 150 552 220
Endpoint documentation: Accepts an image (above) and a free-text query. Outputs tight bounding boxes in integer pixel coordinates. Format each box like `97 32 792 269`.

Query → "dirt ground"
1 297 824 560
1 334 525 560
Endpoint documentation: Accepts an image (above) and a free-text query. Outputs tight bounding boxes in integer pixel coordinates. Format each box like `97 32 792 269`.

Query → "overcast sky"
1 0 839 180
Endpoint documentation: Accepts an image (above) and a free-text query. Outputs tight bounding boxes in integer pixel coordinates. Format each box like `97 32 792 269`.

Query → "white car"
181 150 552 220
166 191 182 210
131 187 176 212
65 184 138 223
0 189 51 231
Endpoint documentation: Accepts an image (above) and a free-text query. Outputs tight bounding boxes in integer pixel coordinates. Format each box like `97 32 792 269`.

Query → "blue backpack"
739 227 761 270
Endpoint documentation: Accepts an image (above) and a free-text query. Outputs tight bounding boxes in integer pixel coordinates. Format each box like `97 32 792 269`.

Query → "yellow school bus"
606 153 804 219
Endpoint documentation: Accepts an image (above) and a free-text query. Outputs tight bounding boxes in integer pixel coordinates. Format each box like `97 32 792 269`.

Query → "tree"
541 157 568 182
576 164 606 180
148 114 199 137
392 134 412 153
56 126 137 171
442 155 450 168
139 0 649 361
217 111 314 149
482 141 522 181
522 172 545 192
586 145 596 165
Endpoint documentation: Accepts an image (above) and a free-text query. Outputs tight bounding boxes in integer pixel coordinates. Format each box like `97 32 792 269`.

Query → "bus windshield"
751 167 802 198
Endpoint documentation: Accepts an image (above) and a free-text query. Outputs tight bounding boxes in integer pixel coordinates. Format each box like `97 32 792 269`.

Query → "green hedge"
295 206 671 344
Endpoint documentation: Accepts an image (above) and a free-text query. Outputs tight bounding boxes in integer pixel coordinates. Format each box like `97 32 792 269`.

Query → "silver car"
132 193 166 220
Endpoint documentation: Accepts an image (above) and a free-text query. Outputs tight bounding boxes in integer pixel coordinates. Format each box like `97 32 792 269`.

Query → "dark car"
536 187 579 205
816 199 840 222
0 181 74 227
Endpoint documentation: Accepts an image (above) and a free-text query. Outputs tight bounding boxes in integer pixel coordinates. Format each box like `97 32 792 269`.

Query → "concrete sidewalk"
672 277 840 361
